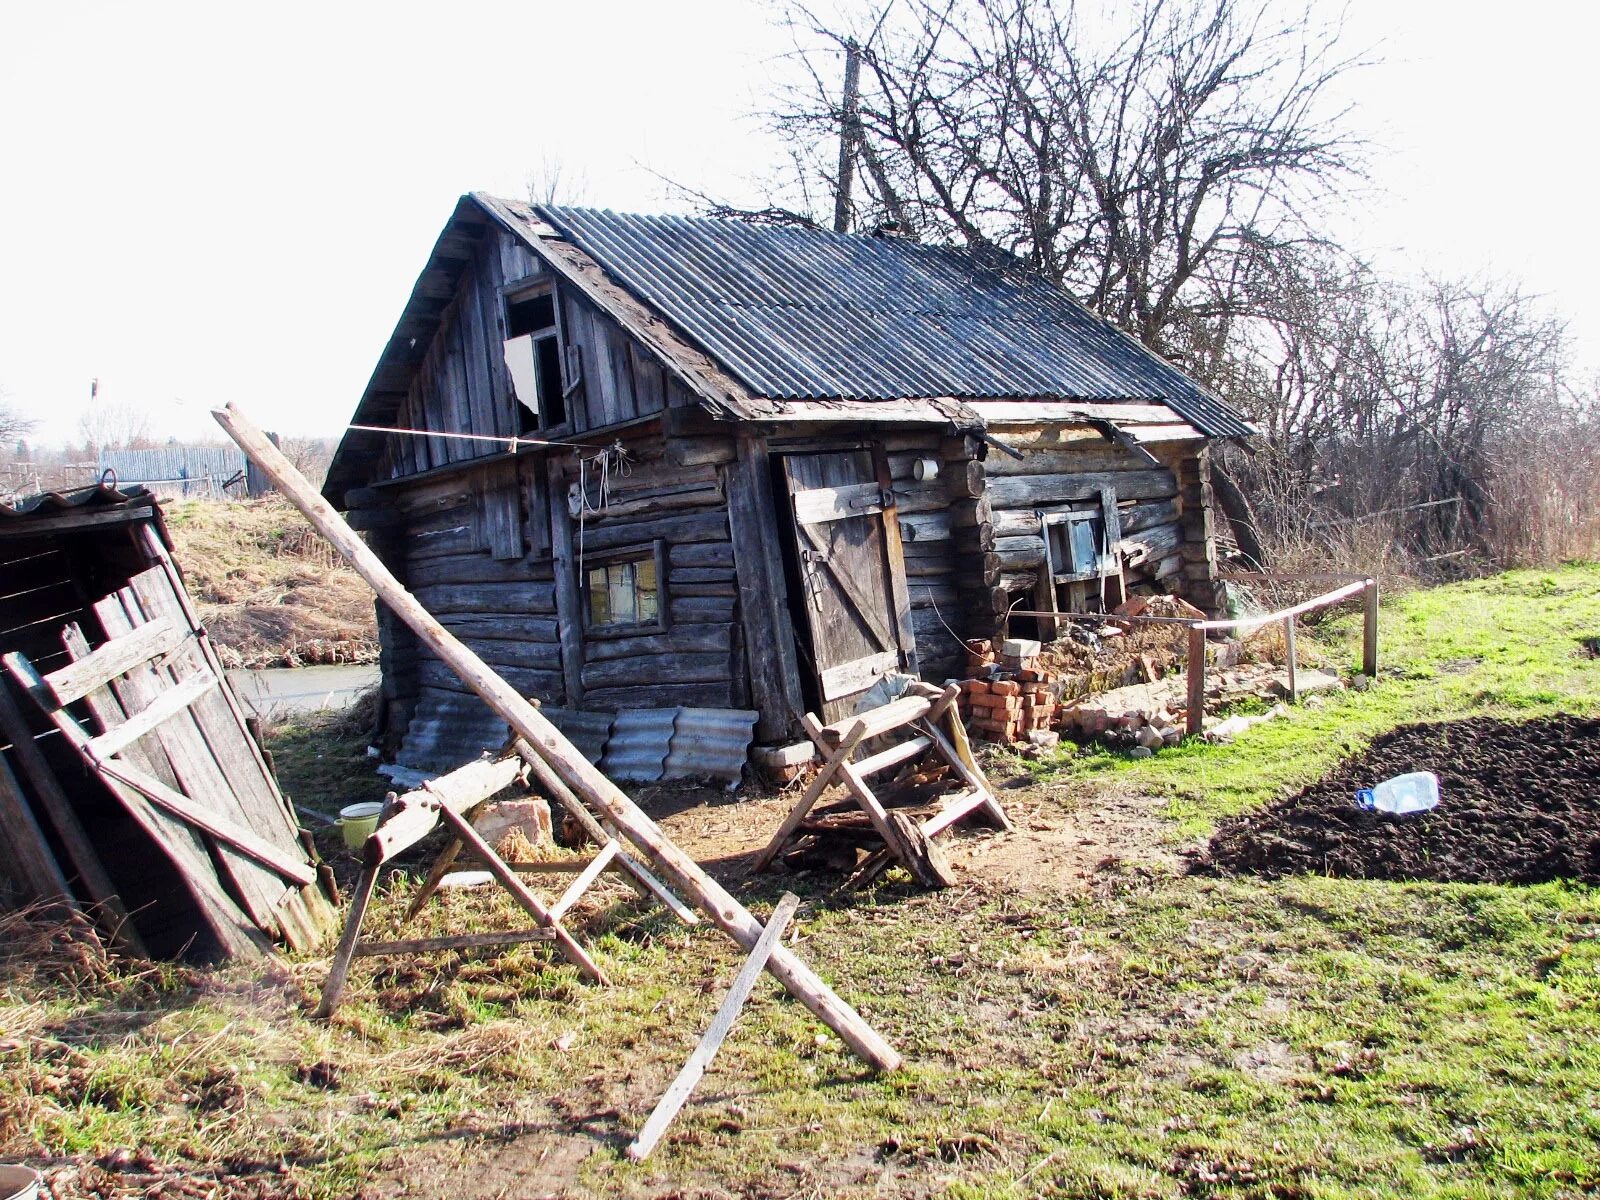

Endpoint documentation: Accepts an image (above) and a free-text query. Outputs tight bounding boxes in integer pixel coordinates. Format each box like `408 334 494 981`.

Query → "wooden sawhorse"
752 682 1012 888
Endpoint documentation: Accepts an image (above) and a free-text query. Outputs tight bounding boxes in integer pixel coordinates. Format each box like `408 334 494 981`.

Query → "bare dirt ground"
371 766 1186 1200
618 765 1184 899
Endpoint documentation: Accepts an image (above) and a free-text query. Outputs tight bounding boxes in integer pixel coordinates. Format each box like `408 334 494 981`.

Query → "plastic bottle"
1355 771 1440 814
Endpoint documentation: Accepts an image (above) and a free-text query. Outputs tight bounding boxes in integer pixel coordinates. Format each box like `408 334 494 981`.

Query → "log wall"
980 425 1217 625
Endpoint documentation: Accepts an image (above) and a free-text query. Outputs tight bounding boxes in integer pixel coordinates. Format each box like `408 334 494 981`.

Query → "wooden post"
1284 617 1298 703
214 403 900 1073
1362 577 1379 677
315 865 378 1018
1186 624 1206 737
628 893 800 1161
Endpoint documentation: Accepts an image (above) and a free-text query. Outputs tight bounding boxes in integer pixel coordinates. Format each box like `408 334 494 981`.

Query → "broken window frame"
582 541 668 638
501 279 570 435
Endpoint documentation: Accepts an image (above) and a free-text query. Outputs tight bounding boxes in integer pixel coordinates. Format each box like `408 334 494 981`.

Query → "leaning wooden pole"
213 403 900 1073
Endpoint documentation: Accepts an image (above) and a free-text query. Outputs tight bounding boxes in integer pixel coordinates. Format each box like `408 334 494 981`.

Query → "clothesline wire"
346 423 591 451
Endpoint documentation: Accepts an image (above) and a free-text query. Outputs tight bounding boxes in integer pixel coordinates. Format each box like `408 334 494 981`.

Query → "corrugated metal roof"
535 205 1255 439
0 482 156 519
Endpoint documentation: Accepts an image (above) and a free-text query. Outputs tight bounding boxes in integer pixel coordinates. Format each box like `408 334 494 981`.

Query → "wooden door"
778 449 916 722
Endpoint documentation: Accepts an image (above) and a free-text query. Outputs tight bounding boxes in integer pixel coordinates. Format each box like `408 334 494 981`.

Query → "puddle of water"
227 664 380 718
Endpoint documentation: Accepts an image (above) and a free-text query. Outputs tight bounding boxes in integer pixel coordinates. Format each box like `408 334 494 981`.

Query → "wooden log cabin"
323 196 1257 770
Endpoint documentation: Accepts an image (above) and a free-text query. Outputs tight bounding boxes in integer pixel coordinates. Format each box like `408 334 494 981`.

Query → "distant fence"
100 444 274 501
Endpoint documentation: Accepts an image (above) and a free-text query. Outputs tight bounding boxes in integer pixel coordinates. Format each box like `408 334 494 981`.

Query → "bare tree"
526 154 593 208
766 0 1367 362
0 396 35 444
78 391 155 458
1222 265 1570 563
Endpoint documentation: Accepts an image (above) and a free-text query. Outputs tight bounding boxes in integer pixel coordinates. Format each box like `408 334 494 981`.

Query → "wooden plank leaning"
627 893 801 1161
215 402 900 1073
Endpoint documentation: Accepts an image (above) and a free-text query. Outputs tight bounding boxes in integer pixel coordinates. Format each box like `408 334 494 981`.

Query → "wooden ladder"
752 682 1013 888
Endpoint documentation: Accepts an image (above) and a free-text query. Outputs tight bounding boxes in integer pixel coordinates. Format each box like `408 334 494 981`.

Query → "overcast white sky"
1 0 1595 447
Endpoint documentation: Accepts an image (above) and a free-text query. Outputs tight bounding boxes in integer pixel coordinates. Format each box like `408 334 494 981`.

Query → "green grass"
4 565 1600 1197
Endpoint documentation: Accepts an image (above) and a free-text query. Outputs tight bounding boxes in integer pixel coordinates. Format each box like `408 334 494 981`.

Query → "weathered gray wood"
666 435 736 467
413 581 557 615
993 534 1046 564
670 595 737 625
0 675 145 954
580 652 732 690
987 470 1176 509
477 460 524 560
83 670 218 763
548 455 585 706
6 649 266 961
417 658 562 699
984 446 1160 476
899 512 952 543
401 552 552 589
467 639 563 672
1120 520 1184 568
0 750 75 907
669 542 735 569
1120 498 1181 535
581 624 734 663
97 759 317 885
437 614 560 642
41 617 180 707
626 892 800 1161
105 573 326 948
219 402 900 1072
582 682 734 710
575 510 729 552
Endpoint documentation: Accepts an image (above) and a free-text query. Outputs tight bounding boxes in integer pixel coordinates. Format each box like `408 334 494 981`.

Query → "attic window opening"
584 542 666 636
503 288 567 433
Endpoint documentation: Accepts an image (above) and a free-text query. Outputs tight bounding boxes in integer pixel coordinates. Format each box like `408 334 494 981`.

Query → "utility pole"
832 40 861 234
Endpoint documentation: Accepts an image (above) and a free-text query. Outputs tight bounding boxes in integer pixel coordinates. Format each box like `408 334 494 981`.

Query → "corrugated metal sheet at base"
601 709 679 782
535 204 1257 440
395 692 509 774
542 707 614 765
665 708 758 783
394 698 756 784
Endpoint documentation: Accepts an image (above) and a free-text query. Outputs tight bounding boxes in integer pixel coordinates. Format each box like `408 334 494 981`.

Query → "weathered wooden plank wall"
982 424 1197 613
374 229 685 487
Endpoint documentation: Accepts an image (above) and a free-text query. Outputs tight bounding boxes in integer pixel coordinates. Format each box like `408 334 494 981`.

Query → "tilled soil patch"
1198 715 1600 885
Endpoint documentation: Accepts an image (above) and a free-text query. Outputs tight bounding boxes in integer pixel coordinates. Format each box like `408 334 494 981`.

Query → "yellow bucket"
338 802 384 850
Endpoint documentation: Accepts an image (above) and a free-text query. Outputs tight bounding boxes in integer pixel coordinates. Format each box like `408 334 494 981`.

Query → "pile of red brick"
955 638 1059 743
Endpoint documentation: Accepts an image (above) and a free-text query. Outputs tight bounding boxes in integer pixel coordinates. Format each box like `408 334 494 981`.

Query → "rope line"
346 423 589 451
